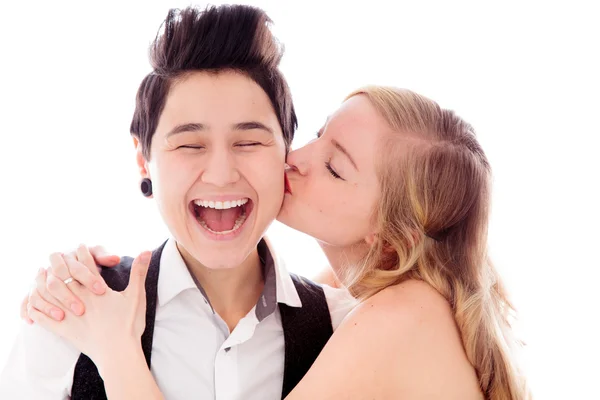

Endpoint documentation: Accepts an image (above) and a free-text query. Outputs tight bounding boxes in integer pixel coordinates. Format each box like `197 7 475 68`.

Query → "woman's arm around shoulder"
286 279 483 400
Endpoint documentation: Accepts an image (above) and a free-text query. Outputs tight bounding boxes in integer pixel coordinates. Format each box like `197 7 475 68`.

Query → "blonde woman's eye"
325 161 344 180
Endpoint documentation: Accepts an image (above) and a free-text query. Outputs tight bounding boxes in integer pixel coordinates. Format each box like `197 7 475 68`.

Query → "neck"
177 243 264 332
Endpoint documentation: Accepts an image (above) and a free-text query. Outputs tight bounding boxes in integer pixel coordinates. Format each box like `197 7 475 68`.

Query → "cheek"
318 185 375 241
291 175 331 215
241 151 285 204
151 156 199 204
343 197 373 229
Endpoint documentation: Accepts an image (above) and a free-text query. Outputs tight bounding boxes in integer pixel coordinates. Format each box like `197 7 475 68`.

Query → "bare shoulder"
340 279 463 365
355 280 481 396
350 279 452 324
351 280 482 398
286 279 483 399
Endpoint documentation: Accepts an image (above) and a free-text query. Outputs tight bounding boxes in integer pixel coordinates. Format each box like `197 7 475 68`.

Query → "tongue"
198 206 242 232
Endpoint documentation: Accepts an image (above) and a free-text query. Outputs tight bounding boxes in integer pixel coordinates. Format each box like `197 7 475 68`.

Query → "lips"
284 171 292 194
190 198 254 240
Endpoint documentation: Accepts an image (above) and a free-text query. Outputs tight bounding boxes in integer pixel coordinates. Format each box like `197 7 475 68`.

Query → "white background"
0 1 598 398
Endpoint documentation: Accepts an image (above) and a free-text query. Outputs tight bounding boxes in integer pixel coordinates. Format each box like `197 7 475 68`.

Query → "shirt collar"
263 237 302 308
157 238 198 307
156 237 302 309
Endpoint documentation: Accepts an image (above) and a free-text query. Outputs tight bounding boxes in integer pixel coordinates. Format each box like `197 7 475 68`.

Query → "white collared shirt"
0 239 356 400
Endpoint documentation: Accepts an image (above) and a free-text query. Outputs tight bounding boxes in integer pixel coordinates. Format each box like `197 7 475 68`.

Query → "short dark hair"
130 5 297 159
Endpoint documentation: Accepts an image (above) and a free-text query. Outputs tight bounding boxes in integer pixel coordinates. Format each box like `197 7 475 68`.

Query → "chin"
175 235 247 270
192 247 251 269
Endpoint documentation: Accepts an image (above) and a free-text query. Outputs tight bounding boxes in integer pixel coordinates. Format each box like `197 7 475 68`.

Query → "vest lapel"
70 242 165 400
279 274 333 399
140 246 162 368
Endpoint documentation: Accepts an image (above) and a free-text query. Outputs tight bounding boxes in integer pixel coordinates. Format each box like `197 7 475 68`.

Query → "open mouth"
191 198 254 235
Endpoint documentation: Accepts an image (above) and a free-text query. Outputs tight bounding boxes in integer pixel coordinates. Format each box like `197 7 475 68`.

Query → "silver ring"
63 277 74 285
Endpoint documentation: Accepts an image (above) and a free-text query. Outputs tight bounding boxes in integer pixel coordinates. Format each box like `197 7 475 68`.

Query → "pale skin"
285 280 483 399
23 91 483 398
26 249 163 400
24 71 281 336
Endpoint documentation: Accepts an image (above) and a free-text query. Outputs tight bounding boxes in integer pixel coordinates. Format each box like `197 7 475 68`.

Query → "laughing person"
0 5 354 400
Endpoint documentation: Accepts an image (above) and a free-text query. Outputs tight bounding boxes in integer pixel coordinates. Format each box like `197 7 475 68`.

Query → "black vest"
71 242 333 399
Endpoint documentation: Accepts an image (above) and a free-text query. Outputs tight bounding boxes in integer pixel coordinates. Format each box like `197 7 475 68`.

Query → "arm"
26 305 165 400
0 322 79 399
285 280 483 400
26 250 166 400
96 339 164 400
1 246 113 398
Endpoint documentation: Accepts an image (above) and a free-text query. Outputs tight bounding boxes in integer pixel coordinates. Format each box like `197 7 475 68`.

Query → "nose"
201 148 240 187
286 146 310 176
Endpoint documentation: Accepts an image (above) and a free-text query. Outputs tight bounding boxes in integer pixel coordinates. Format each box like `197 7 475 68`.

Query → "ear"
133 137 150 179
365 233 397 254
364 233 378 247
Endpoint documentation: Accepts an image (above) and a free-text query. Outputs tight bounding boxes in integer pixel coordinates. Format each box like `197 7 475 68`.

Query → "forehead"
156 70 280 133
330 95 391 134
327 95 393 170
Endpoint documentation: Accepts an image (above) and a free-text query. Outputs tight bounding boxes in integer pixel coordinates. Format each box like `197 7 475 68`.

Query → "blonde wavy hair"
341 87 529 400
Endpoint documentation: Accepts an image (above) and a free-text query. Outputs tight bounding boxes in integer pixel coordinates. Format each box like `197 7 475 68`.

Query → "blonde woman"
22 87 528 399
280 87 529 399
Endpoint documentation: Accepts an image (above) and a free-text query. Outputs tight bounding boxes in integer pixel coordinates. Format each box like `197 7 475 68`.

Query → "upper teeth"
194 198 248 210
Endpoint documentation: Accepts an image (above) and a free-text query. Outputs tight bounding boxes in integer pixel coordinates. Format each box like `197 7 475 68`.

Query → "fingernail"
26 318 34 325
50 309 63 320
71 303 83 315
139 252 151 263
93 281 105 294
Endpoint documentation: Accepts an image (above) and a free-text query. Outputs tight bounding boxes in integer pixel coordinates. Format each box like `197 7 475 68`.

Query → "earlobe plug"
140 178 153 197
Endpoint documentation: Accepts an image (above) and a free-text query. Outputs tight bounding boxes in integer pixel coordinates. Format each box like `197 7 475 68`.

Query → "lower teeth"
199 213 247 235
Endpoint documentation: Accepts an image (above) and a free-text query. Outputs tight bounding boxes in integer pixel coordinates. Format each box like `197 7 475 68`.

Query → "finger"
126 251 151 299
28 288 65 321
34 267 64 310
27 303 62 337
75 245 101 276
45 268 86 316
89 245 120 267
48 252 71 281
32 268 67 320
73 245 107 295
20 295 34 324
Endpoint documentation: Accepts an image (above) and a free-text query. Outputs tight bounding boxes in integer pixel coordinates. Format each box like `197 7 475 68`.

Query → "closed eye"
325 161 344 180
236 142 262 147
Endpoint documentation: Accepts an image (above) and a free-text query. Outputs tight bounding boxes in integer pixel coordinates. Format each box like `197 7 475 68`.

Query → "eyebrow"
166 121 273 137
332 139 358 171
233 121 273 135
166 123 205 137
